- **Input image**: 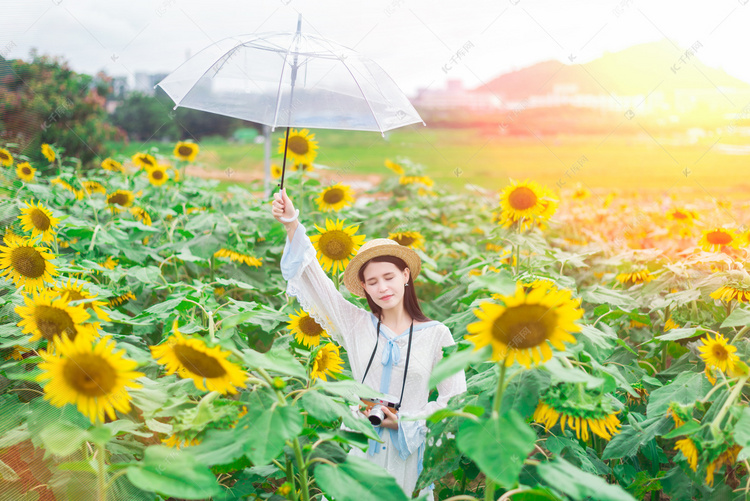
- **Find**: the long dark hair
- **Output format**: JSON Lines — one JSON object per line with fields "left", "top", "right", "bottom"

{"left": 357, "top": 255, "right": 431, "bottom": 323}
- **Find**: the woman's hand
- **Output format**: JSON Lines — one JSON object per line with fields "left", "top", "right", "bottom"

{"left": 271, "top": 187, "right": 297, "bottom": 226}
{"left": 380, "top": 406, "right": 399, "bottom": 430}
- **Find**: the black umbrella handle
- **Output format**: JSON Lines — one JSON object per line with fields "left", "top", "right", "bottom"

{"left": 279, "top": 126, "right": 291, "bottom": 191}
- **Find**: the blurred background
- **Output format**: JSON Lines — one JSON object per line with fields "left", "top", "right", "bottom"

{"left": 2, "top": 0, "right": 750, "bottom": 194}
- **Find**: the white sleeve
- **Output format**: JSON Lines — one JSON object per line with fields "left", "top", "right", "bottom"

{"left": 280, "top": 221, "right": 366, "bottom": 352}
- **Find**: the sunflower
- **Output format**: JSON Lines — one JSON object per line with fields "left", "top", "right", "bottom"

{"left": 106, "top": 190, "right": 135, "bottom": 213}
{"left": 213, "top": 248, "right": 262, "bottom": 267}
{"left": 288, "top": 309, "right": 329, "bottom": 348}
{"left": 706, "top": 444, "right": 741, "bottom": 486}
{"left": 109, "top": 291, "right": 136, "bottom": 307}
{"left": 498, "top": 179, "right": 547, "bottom": 222}
{"left": 664, "top": 318, "right": 679, "bottom": 331}
{"left": 16, "top": 290, "right": 98, "bottom": 344}
{"left": 291, "top": 162, "right": 314, "bottom": 172}
{"left": 16, "top": 162, "right": 36, "bottom": 182}
{"left": 571, "top": 187, "right": 591, "bottom": 200}
{"left": 132, "top": 152, "right": 157, "bottom": 170}
{"left": 698, "top": 333, "right": 739, "bottom": 373}
{"left": 399, "top": 175, "right": 434, "bottom": 188}
{"left": 100, "top": 256, "right": 119, "bottom": 270}
{"left": 146, "top": 164, "right": 169, "bottom": 187}
{"left": 699, "top": 228, "right": 738, "bottom": 252}
{"left": 3, "top": 227, "right": 23, "bottom": 245}
{"left": 150, "top": 321, "right": 248, "bottom": 394}
{"left": 309, "top": 218, "right": 366, "bottom": 274}
{"left": 52, "top": 278, "right": 111, "bottom": 322}
{"left": 101, "top": 158, "right": 124, "bottom": 173}
{"left": 51, "top": 178, "right": 84, "bottom": 200}
{"left": 41, "top": 144, "right": 56, "bottom": 163}
{"left": 615, "top": 268, "right": 654, "bottom": 286}
{"left": 666, "top": 208, "right": 695, "bottom": 224}
{"left": 36, "top": 335, "right": 143, "bottom": 424}
{"left": 674, "top": 438, "right": 699, "bottom": 472}
{"left": 170, "top": 166, "right": 181, "bottom": 182}
{"left": 388, "top": 230, "right": 425, "bottom": 250}
{"left": 533, "top": 385, "right": 622, "bottom": 441}
{"left": 162, "top": 435, "right": 202, "bottom": 449}
{"left": 18, "top": 201, "right": 60, "bottom": 243}
{"left": 666, "top": 402, "right": 691, "bottom": 429}
{"left": 384, "top": 159, "right": 405, "bottom": 175}
{"left": 310, "top": 343, "right": 344, "bottom": 381}
{"left": 0, "top": 148, "right": 13, "bottom": 166}
{"left": 465, "top": 282, "right": 583, "bottom": 368}
{"left": 625, "top": 381, "right": 649, "bottom": 406}
{"left": 130, "top": 206, "right": 152, "bottom": 226}
{"left": 315, "top": 183, "right": 355, "bottom": 212}
{"left": 710, "top": 284, "right": 750, "bottom": 304}
{"left": 82, "top": 181, "right": 106, "bottom": 195}
{"left": 0, "top": 238, "right": 58, "bottom": 291}
{"left": 173, "top": 141, "right": 199, "bottom": 162}
{"left": 278, "top": 129, "right": 319, "bottom": 164}
{"left": 271, "top": 163, "right": 283, "bottom": 179}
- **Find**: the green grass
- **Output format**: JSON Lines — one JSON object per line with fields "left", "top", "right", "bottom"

{"left": 111, "top": 128, "right": 750, "bottom": 196}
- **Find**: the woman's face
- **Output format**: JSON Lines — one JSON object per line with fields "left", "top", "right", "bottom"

{"left": 361, "top": 261, "right": 410, "bottom": 311}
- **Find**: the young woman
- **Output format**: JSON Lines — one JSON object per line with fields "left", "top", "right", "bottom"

{"left": 272, "top": 187, "right": 467, "bottom": 499}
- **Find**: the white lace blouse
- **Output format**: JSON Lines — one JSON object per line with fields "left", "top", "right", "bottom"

{"left": 280, "top": 222, "right": 468, "bottom": 499}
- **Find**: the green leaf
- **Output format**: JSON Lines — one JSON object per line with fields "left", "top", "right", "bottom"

{"left": 130, "top": 265, "right": 163, "bottom": 284}
{"left": 190, "top": 428, "right": 248, "bottom": 467}
{"left": 126, "top": 445, "right": 222, "bottom": 499}
{"left": 663, "top": 420, "right": 701, "bottom": 440}
{"left": 581, "top": 286, "right": 636, "bottom": 309}
{"left": 299, "top": 390, "right": 345, "bottom": 423}
{"left": 242, "top": 345, "right": 306, "bottom": 378}
{"left": 646, "top": 371, "right": 710, "bottom": 418}
{"left": 734, "top": 407, "right": 750, "bottom": 448}
{"left": 144, "top": 297, "right": 184, "bottom": 315}
{"left": 39, "top": 422, "right": 90, "bottom": 457}
{"left": 602, "top": 416, "right": 672, "bottom": 460}
{"left": 536, "top": 458, "right": 637, "bottom": 501}
{"left": 457, "top": 410, "right": 535, "bottom": 488}
{"left": 655, "top": 327, "right": 700, "bottom": 341}
{"left": 466, "top": 269, "right": 517, "bottom": 296}
{"left": 543, "top": 357, "right": 604, "bottom": 389}
{"left": 428, "top": 344, "right": 491, "bottom": 388}
{"left": 721, "top": 308, "right": 750, "bottom": 328}
{"left": 241, "top": 404, "right": 303, "bottom": 465}
{"left": 316, "top": 455, "right": 410, "bottom": 501}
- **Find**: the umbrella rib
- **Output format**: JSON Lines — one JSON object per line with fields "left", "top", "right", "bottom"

{"left": 338, "top": 57, "right": 384, "bottom": 133}
{"left": 272, "top": 32, "right": 302, "bottom": 129}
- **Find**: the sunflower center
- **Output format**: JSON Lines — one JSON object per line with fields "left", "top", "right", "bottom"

{"left": 323, "top": 188, "right": 344, "bottom": 204}
{"left": 672, "top": 211, "right": 688, "bottom": 220}
{"left": 10, "top": 246, "right": 46, "bottom": 278}
{"left": 173, "top": 345, "right": 228, "bottom": 378}
{"left": 22, "top": 166, "right": 32, "bottom": 175}
{"left": 152, "top": 169, "right": 165, "bottom": 180}
{"left": 299, "top": 315, "right": 324, "bottom": 337}
{"left": 63, "top": 354, "right": 117, "bottom": 396}
{"left": 178, "top": 145, "right": 193, "bottom": 156}
{"left": 141, "top": 156, "right": 154, "bottom": 167}
{"left": 108, "top": 193, "right": 130, "bottom": 206}
{"left": 508, "top": 187, "right": 538, "bottom": 210}
{"left": 30, "top": 209, "right": 51, "bottom": 231}
{"left": 707, "top": 231, "right": 732, "bottom": 245}
{"left": 288, "top": 136, "right": 310, "bottom": 155}
{"left": 319, "top": 230, "right": 354, "bottom": 261}
{"left": 0, "top": 152, "right": 9, "bottom": 161}
{"left": 711, "top": 345, "right": 729, "bottom": 361}
{"left": 35, "top": 305, "right": 77, "bottom": 341}
{"left": 492, "top": 304, "right": 556, "bottom": 349}
{"left": 394, "top": 235, "right": 415, "bottom": 246}
{"left": 62, "top": 289, "right": 85, "bottom": 301}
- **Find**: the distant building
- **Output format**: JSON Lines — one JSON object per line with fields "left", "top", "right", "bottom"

{"left": 412, "top": 79, "right": 500, "bottom": 111}
{"left": 133, "top": 72, "right": 169, "bottom": 95}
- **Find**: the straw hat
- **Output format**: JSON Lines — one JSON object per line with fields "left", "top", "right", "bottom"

{"left": 343, "top": 239, "right": 421, "bottom": 297}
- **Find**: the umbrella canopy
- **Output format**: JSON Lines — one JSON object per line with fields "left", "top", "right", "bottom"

{"left": 156, "top": 18, "right": 424, "bottom": 133}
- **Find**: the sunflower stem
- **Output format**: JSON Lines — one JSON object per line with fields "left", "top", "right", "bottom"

{"left": 96, "top": 442, "right": 107, "bottom": 501}
{"left": 292, "top": 438, "right": 310, "bottom": 501}
{"left": 709, "top": 374, "right": 749, "bottom": 438}
{"left": 333, "top": 272, "right": 340, "bottom": 292}
{"left": 731, "top": 325, "right": 750, "bottom": 345}
{"left": 209, "top": 255, "right": 215, "bottom": 283}
{"left": 286, "top": 459, "right": 299, "bottom": 501}
{"left": 492, "top": 361, "right": 508, "bottom": 417}
{"left": 484, "top": 478, "right": 495, "bottom": 501}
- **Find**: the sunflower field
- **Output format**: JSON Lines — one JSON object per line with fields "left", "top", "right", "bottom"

{"left": 1, "top": 135, "right": 750, "bottom": 501}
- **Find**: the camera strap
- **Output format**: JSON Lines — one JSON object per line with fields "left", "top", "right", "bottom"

{"left": 361, "top": 318, "right": 414, "bottom": 411}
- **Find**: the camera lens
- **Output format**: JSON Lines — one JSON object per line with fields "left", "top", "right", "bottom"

{"left": 368, "top": 404, "right": 385, "bottom": 426}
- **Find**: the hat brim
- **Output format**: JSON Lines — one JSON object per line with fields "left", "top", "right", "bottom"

{"left": 343, "top": 241, "right": 421, "bottom": 297}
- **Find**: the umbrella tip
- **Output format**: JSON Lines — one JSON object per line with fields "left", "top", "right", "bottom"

{"left": 296, "top": 14, "right": 302, "bottom": 33}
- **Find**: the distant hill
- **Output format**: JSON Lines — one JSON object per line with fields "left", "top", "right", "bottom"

{"left": 476, "top": 39, "right": 750, "bottom": 103}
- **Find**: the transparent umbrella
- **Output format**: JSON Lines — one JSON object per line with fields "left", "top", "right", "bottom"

{"left": 155, "top": 15, "right": 424, "bottom": 196}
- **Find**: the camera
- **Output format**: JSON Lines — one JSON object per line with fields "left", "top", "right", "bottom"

{"left": 360, "top": 397, "right": 399, "bottom": 426}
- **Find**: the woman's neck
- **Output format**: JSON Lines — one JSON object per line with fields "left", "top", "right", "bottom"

{"left": 379, "top": 307, "right": 412, "bottom": 329}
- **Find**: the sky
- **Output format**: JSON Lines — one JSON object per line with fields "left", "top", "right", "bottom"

{"left": 2, "top": 0, "right": 750, "bottom": 96}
